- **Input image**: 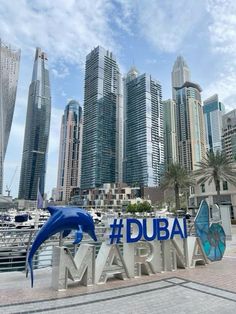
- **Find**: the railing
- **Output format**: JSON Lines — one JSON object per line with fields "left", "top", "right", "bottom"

{"left": 0, "top": 226, "right": 106, "bottom": 273}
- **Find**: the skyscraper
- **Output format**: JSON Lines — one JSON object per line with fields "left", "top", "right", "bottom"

{"left": 0, "top": 40, "right": 20, "bottom": 194}
{"left": 81, "top": 46, "right": 122, "bottom": 189}
{"left": 57, "top": 100, "right": 83, "bottom": 202}
{"left": 172, "top": 56, "right": 191, "bottom": 100}
{"left": 222, "top": 109, "right": 236, "bottom": 161}
{"left": 123, "top": 67, "right": 164, "bottom": 187}
{"left": 203, "top": 94, "right": 225, "bottom": 152}
{"left": 175, "top": 81, "right": 205, "bottom": 172}
{"left": 163, "top": 99, "right": 178, "bottom": 167}
{"left": 19, "top": 48, "right": 51, "bottom": 200}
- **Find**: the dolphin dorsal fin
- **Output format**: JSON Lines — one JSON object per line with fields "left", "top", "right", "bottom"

{"left": 47, "top": 206, "right": 58, "bottom": 216}
{"left": 73, "top": 225, "right": 83, "bottom": 244}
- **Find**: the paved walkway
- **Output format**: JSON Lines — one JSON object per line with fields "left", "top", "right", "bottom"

{"left": 1, "top": 226, "right": 236, "bottom": 313}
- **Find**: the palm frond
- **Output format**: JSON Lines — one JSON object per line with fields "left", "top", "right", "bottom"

{"left": 160, "top": 163, "right": 193, "bottom": 191}
{"left": 194, "top": 151, "right": 236, "bottom": 191}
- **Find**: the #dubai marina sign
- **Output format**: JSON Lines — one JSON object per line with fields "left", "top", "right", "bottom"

{"left": 28, "top": 201, "right": 225, "bottom": 291}
{"left": 50, "top": 216, "right": 208, "bottom": 290}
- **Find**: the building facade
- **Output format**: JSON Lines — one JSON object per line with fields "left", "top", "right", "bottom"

{"left": 56, "top": 100, "right": 83, "bottom": 202}
{"left": 222, "top": 109, "right": 236, "bottom": 160}
{"left": 123, "top": 67, "right": 164, "bottom": 187}
{"left": 71, "top": 183, "right": 142, "bottom": 208}
{"left": 175, "top": 81, "right": 205, "bottom": 172}
{"left": 18, "top": 48, "right": 51, "bottom": 200}
{"left": 189, "top": 179, "right": 236, "bottom": 219}
{"left": 0, "top": 40, "right": 20, "bottom": 194}
{"left": 81, "top": 46, "right": 122, "bottom": 189}
{"left": 203, "top": 94, "right": 225, "bottom": 152}
{"left": 171, "top": 55, "right": 191, "bottom": 100}
{"left": 163, "top": 99, "right": 178, "bottom": 167}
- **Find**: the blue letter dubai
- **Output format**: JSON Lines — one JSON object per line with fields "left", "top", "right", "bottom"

{"left": 109, "top": 217, "right": 187, "bottom": 244}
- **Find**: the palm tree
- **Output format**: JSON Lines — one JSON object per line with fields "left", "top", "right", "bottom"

{"left": 194, "top": 151, "right": 236, "bottom": 205}
{"left": 161, "top": 163, "right": 194, "bottom": 212}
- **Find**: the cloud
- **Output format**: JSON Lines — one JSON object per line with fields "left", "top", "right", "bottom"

{"left": 112, "top": 0, "right": 135, "bottom": 36}
{"left": 145, "top": 58, "right": 157, "bottom": 65}
{"left": 204, "top": 0, "right": 236, "bottom": 110}
{"left": 203, "top": 67, "right": 236, "bottom": 111}
{"left": 207, "top": 0, "right": 236, "bottom": 55}
{"left": 134, "top": 0, "right": 206, "bottom": 53}
{"left": 52, "top": 65, "right": 69, "bottom": 79}
{"left": 0, "top": 0, "right": 122, "bottom": 67}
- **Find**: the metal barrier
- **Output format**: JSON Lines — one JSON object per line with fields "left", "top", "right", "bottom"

{"left": 0, "top": 226, "right": 106, "bottom": 273}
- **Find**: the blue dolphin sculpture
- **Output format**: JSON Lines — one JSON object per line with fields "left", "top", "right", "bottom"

{"left": 27, "top": 206, "right": 97, "bottom": 287}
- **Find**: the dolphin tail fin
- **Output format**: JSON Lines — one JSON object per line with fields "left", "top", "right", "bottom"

{"left": 28, "top": 259, "right": 34, "bottom": 288}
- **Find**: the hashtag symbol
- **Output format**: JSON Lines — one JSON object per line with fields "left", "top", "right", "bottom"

{"left": 109, "top": 219, "right": 123, "bottom": 244}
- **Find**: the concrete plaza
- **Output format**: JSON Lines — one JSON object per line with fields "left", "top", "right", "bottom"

{"left": 1, "top": 226, "right": 236, "bottom": 313}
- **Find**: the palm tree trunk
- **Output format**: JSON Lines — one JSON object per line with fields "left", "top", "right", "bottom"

{"left": 174, "top": 184, "right": 180, "bottom": 213}
{"left": 215, "top": 179, "right": 221, "bottom": 205}
{"left": 216, "top": 188, "right": 221, "bottom": 206}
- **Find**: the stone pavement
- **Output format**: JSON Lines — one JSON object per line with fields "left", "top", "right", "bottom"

{"left": 1, "top": 226, "right": 236, "bottom": 313}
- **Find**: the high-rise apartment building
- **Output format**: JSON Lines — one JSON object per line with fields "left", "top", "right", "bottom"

{"left": 222, "top": 109, "right": 236, "bottom": 160}
{"left": 0, "top": 40, "right": 20, "bottom": 194}
{"left": 203, "top": 94, "right": 225, "bottom": 152}
{"left": 19, "top": 48, "right": 51, "bottom": 200}
{"left": 163, "top": 99, "right": 178, "bottom": 167}
{"left": 123, "top": 67, "right": 164, "bottom": 187}
{"left": 57, "top": 100, "right": 83, "bottom": 202}
{"left": 81, "top": 46, "right": 122, "bottom": 189}
{"left": 175, "top": 81, "right": 205, "bottom": 172}
{"left": 172, "top": 56, "right": 191, "bottom": 100}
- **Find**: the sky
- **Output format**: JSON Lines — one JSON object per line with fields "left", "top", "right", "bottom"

{"left": 1, "top": 0, "right": 236, "bottom": 198}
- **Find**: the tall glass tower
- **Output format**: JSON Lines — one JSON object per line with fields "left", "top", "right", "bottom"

{"left": 19, "top": 48, "right": 51, "bottom": 200}
{"left": 57, "top": 100, "right": 83, "bottom": 202}
{"left": 0, "top": 40, "right": 20, "bottom": 194}
{"left": 81, "top": 46, "right": 122, "bottom": 189}
{"left": 175, "top": 81, "right": 205, "bottom": 172}
{"left": 203, "top": 94, "right": 225, "bottom": 152}
{"left": 163, "top": 99, "right": 178, "bottom": 168}
{"left": 172, "top": 56, "right": 191, "bottom": 100}
{"left": 222, "top": 109, "right": 236, "bottom": 161}
{"left": 123, "top": 67, "right": 164, "bottom": 187}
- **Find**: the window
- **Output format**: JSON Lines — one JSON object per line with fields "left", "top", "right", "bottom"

{"left": 201, "top": 184, "right": 205, "bottom": 193}
{"left": 201, "top": 183, "right": 206, "bottom": 193}
{"left": 223, "top": 181, "right": 228, "bottom": 191}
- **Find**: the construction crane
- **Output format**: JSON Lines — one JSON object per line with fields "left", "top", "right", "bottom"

{"left": 5, "top": 166, "right": 18, "bottom": 197}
